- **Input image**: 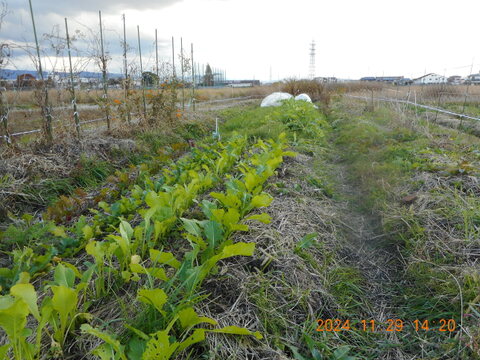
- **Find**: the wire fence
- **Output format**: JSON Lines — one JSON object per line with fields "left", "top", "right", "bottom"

{"left": 346, "top": 94, "right": 480, "bottom": 122}
{"left": 0, "top": 95, "right": 261, "bottom": 140}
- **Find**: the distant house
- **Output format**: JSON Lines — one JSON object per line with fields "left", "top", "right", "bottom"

{"left": 447, "top": 75, "right": 463, "bottom": 85}
{"left": 226, "top": 80, "right": 261, "bottom": 87}
{"left": 315, "top": 76, "right": 337, "bottom": 83}
{"left": 395, "top": 78, "right": 413, "bottom": 85}
{"left": 465, "top": 73, "right": 480, "bottom": 85}
{"left": 412, "top": 73, "right": 447, "bottom": 85}
{"left": 359, "top": 76, "right": 406, "bottom": 84}
{"left": 376, "top": 76, "right": 404, "bottom": 83}
{"left": 17, "top": 73, "right": 36, "bottom": 88}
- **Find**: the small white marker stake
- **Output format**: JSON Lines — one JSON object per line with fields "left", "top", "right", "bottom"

{"left": 213, "top": 117, "right": 221, "bottom": 141}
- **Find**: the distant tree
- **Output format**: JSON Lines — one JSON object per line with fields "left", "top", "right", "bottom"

{"left": 204, "top": 64, "right": 213, "bottom": 86}
{"left": 142, "top": 71, "right": 159, "bottom": 87}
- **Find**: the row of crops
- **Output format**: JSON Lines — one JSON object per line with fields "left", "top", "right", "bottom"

{"left": 0, "top": 130, "right": 296, "bottom": 359}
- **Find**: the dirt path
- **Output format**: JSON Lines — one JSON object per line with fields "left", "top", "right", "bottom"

{"left": 330, "top": 159, "right": 409, "bottom": 359}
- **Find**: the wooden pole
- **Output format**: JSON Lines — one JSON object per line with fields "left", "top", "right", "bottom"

{"left": 155, "top": 29, "right": 159, "bottom": 84}
{"left": 0, "top": 90, "right": 10, "bottom": 145}
{"left": 122, "top": 14, "right": 131, "bottom": 124}
{"left": 64, "top": 18, "right": 80, "bottom": 138}
{"left": 196, "top": 62, "right": 199, "bottom": 87}
{"left": 28, "top": 0, "right": 53, "bottom": 143}
{"left": 137, "top": 25, "right": 147, "bottom": 119}
{"left": 180, "top": 37, "right": 185, "bottom": 111}
{"left": 171, "top": 36, "right": 175, "bottom": 78}
{"left": 99, "top": 11, "right": 110, "bottom": 130}
{"left": 191, "top": 43, "right": 195, "bottom": 111}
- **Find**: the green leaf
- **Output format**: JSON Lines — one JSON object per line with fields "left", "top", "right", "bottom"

{"left": 333, "top": 345, "right": 356, "bottom": 360}
{"left": 223, "top": 208, "right": 240, "bottom": 228}
{"left": 210, "top": 192, "right": 240, "bottom": 208}
{"left": 176, "top": 329, "right": 205, "bottom": 353}
{"left": 130, "top": 264, "right": 146, "bottom": 274}
{"left": 148, "top": 268, "right": 169, "bottom": 281}
{"left": 204, "top": 221, "right": 224, "bottom": 248}
{"left": 81, "top": 264, "right": 96, "bottom": 284}
{"left": 250, "top": 194, "right": 273, "bottom": 208}
{"left": 61, "top": 262, "right": 82, "bottom": 279}
{"left": 81, "top": 324, "right": 127, "bottom": 360}
{"left": 109, "top": 235, "right": 130, "bottom": 260}
{"left": 36, "top": 298, "right": 53, "bottom": 354}
{"left": 180, "top": 218, "right": 203, "bottom": 238}
{"left": 16, "top": 272, "right": 30, "bottom": 284}
{"left": 220, "top": 242, "right": 255, "bottom": 258}
{"left": 126, "top": 336, "right": 147, "bottom": 359}
{"left": 295, "top": 232, "right": 318, "bottom": 251}
{"left": 145, "top": 191, "right": 160, "bottom": 208}
{"left": 230, "top": 224, "right": 249, "bottom": 232}
{"left": 137, "top": 288, "right": 168, "bottom": 315}
{"left": 54, "top": 263, "right": 75, "bottom": 288}
{"left": 119, "top": 220, "right": 134, "bottom": 242}
{"left": 10, "top": 283, "right": 40, "bottom": 321}
{"left": 50, "top": 226, "right": 67, "bottom": 238}
{"left": 244, "top": 213, "right": 271, "bottom": 224}
{"left": 244, "top": 172, "right": 259, "bottom": 192}
{"left": 0, "top": 296, "right": 29, "bottom": 340}
{"left": 184, "top": 234, "right": 207, "bottom": 249}
{"left": 198, "top": 243, "right": 256, "bottom": 287}
{"left": 86, "top": 241, "right": 105, "bottom": 264}
{"left": 209, "top": 325, "right": 263, "bottom": 339}
{"left": 210, "top": 208, "right": 225, "bottom": 223}
{"left": 149, "top": 249, "right": 181, "bottom": 269}
{"left": 178, "top": 307, "right": 217, "bottom": 330}
{"left": 153, "top": 218, "right": 176, "bottom": 241}
{"left": 82, "top": 225, "right": 94, "bottom": 241}
{"left": 0, "top": 344, "right": 11, "bottom": 359}
{"left": 91, "top": 343, "right": 116, "bottom": 360}
{"left": 124, "top": 324, "right": 149, "bottom": 341}
{"left": 142, "top": 330, "right": 178, "bottom": 360}
{"left": 51, "top": 285, "right": 78, "bottom": 339}
{"left": 282, "top": 151, "right": 297, "bottom": 157}
{"left": 121, "top": 271, "right": 132, "bottom": 282}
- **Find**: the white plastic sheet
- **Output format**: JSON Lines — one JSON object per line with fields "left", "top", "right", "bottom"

{"left": 294, "top": 93, "right": 312, "bottom": 103}
{"left": 260, "top": 92, "right": 293, "bottom": 107}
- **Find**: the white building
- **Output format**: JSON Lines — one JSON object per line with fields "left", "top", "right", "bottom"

{"left": 465, "top": 73, "right": 480, "bottom": 85}
{"left": 413, "top": 73, "right": 447, "bottom": 85}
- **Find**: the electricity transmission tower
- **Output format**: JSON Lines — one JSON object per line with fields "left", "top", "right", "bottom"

{"left": 309, "top": 40, "right": 316, "bottom": 79}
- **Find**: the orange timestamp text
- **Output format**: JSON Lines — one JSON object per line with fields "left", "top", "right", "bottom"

{"left": 316, "top": 319, "right": 457, "bottom": 332}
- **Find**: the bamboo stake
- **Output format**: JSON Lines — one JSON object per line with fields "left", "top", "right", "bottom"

{"left": 137, "top": 25, "right": 147, "bottom": 119}
{"left": 180, "top": 37, "right": 185, "bottom": 111}
{"left": 0, "top": 91, "right": 10, "bottom": 145}
{"left": 64, "top": 18, "right": 80, "bottom": 138}
{"left": 99, "top": 10, "right": 110, "bottom": 130}
{"left": 28, "top": 0, "right": 53, "bottom": 143}
{"left": 196, "top": 62, "right": 200, "bottom": 87}
{"left": 122, "top": 14, "right": 131, "bottom": 124}
{"left": 171, "top": 36, "right": 175, "bottom": 78}
{"left": 155, "top": 29, "right": 159, "bottom": 83}
{"left": 191, "top": 43, "right": 195, "bottom": 110}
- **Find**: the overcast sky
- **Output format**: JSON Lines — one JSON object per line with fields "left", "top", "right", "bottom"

{"left": 1, "top": 0, "right": 480, "bottom": 81}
